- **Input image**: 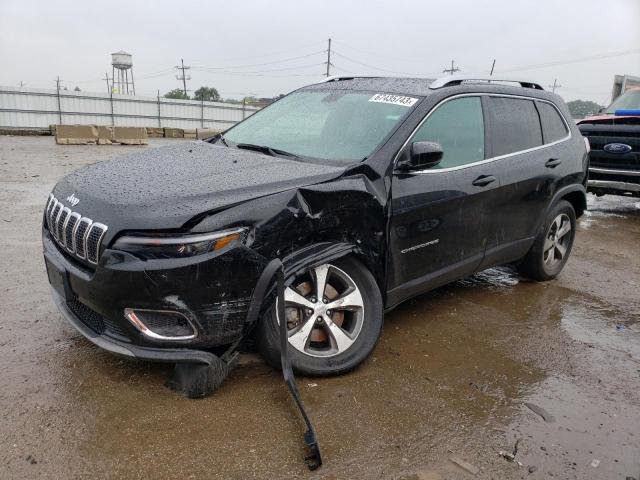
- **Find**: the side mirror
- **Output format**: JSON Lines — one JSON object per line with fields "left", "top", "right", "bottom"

{"left": 396, "top": 141, "right": 443, "bottom": 171}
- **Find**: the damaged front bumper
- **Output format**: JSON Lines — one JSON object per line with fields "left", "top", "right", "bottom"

{"left": 43, "top": 228, "right": 267, "bottom": 350}
{"left": 51, "top": 287, "right": 219, "bottom": 364}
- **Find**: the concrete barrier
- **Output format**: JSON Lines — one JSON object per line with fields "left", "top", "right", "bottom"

{"left": 145, "top": 127, "right": 164, "bottom": 138}
{"left": 54, "top": 125, "right": 148, "bottom": 145}
{"left": 164, "top": 127, "right": 184, "bottom": 138}
{"left": 113, "top": 126, "right": 148, "bottom": 145}
{"left": 55, "top": 125, "right": 100, "bottom": 145}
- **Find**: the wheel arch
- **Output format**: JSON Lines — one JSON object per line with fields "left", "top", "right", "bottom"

{"left": 560, "top": 188, "right": 587, "bottom": 218}
{"left": 548, "top": 184, "right": 587, "bottom": 219}
{"left": 281, "top": 242, "right": 381, "bottom": 292}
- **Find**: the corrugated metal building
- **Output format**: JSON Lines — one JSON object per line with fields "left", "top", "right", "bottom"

{"left": 0, "top": 86, "right": 260, "bottom": 129}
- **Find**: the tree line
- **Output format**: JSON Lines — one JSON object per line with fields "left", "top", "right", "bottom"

{"left": 164, "top": 87, "right": 284, "bottom": 105}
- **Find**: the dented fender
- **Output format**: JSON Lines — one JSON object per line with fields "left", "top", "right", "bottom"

{"left": 191, "top": 171, "right": 389, "bottom": 298}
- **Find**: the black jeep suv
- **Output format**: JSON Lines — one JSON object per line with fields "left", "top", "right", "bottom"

{"left": 43, "top": 76, "right": 587, "bottom": 378}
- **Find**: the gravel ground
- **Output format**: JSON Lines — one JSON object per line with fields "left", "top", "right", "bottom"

{"left": 0, "top": 136, "right": 638, "bottom": 480}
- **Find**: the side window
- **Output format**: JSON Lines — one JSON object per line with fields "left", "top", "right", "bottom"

{"left": 489, "top": 97, "right": 543, "bottom": 156}
{"left": 411, "top": 96, "right": 485, "bottom": 169}
{"left": 537, "top": 101, "right": 568, "bottom": 143}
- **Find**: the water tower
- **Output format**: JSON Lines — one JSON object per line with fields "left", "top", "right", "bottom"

{"left": 111, "top": 51, "right": 135, "bottom": 95}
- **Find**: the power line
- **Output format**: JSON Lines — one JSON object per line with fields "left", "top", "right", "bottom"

{"left": 443, "top": 60, "right": 460, "bottom": 75}
{"left": 191, "top": 70, "right": 321, "bottom": 78}
{"left": 332, "top": 63, "right": 357, "bottom": 74}
{"left": 332, "top": 39, "right": 420, "bottom": 64}
{"left": 498, "top": 48, "right": 640, "bottom": 73}
{"left": 191, "top": 41, "right": 326, "bottom": 64}
{"left": 193, "top": 50, "right": 325, "bottom": 71}
{"left": 193, "top": 62, "right": 324, "bottom": 75}
{"left": 331, "top": 51, "right": 433, "bottom": 76}
{"left": 548, "top": 79, "right": 562, "bottom": 93}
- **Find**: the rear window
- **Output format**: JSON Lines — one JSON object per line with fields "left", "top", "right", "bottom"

{"left": 537, "top": 102, "right": 568, "bottom": 143}
{"left": 489, "top": 97, "right": 542, "bottom": 156}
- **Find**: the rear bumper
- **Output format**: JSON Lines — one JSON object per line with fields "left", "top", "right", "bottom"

{"left": 52, "top": 288, "right": 218, "bottom": 364}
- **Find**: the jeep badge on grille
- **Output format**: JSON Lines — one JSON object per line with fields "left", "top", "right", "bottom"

{"left": 66, "top": 193, "right": 80, "bottom": 206}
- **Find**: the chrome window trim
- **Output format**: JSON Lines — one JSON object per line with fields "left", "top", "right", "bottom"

{"left": 393, "top": 92, "right": 573, "bottom": 175}
{"left": 86, "top": 223, "right": 108, "bottom": 264}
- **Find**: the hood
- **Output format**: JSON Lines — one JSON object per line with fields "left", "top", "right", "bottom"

{"left": 52, "top": 142, "right": 344, "bottom": 237}
{"left": 578, "top": 114, "right": 640, "bottom": 125}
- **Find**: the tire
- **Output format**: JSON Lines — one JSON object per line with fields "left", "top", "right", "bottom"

{"left": 518, "top": 200, "right": 576, "bottom": 281}
{"left": 256, "top": 256, "right": 383, "bottom": 376}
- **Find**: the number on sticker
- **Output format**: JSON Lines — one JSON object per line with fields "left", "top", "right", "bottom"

{"left": 369, "top": 93, "right": 418, "bottom": 107}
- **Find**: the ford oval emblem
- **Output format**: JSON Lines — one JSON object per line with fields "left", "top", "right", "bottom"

{"left": 603, "top": 143, "right": 632, "bottom": 154}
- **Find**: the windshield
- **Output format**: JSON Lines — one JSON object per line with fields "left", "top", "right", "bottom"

{"left": 223, "top": 90, "right": 419, "bottom": 164}
{"left": 605, "top": 89, "right": 640, "bottom": 114}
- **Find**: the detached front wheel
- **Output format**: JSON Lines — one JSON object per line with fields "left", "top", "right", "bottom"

{"left": 257, "top": 256, "right": 383, "bottom": 376}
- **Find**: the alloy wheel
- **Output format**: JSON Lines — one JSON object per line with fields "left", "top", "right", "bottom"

{"left": 543, "top": 213, "right": 572, "bottom": 268}
{"left": 277, "top": 264, "right": 365, "bottom": 358}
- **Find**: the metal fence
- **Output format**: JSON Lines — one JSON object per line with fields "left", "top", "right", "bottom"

{"left": 0, "top": 86, "right": 260, "bottom": 130}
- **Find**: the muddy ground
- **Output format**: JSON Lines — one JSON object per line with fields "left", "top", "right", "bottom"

{"left": 0, "top": 136, "right": 638, "bottom": 480}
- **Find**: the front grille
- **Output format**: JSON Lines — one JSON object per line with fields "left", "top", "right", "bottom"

{"left": 45, "top": 194, "right": 108, "bottom": 265}
{"left": 67, "top": 299, "right": 128, "bottom": 339}
{"left": 67, "top": 299, "right": 105, "bottom": 334}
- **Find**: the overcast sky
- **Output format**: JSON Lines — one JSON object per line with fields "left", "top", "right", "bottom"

{"left": 1, "top": 0, "right": 639, "bottom": 104}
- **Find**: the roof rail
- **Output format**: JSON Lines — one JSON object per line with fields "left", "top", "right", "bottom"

{"left": 316, "top": 75, "right": 383, "bottom": 83}
{"left": 429, "top": 76, "right": 544, "bottom": 90}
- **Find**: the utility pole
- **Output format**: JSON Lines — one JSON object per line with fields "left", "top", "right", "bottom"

{"left": 175, "top": 58, "right": 191, "bottom": 97}
{"left": 548, "top": 79, "right": 562, "bottom": 93}
{"left": 325, "top": 38, "right": 332, "bottom": 77}
{"left": 104, "top": 72, "right": 111, "bottom": 94}
{"left": 443, "top": 60, "right": 460, "bottom": 75}
{"left": 55, "top": 76, "right": 63, "bottom": 124}
{"left": 489, "top": 59, "right": 496, "bottom": 76}
{"left": 18, "top": 81, "right": 25, "bottom": 87}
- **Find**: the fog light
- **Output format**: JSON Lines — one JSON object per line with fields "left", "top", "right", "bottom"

{"left": 124, "top": 308, "right": 197, "bottom": 341}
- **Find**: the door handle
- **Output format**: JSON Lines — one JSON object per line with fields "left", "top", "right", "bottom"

{"left": 545, "top": 158, "right": 562, "bottom": 168}
{"left": 472, "top": 175, "right": 496, "bottom": 187}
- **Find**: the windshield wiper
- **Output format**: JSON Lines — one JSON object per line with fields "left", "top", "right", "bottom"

{"left": 211, "top": 134, "right": 229, "bottom": 146}
{"left": 236, "top": 143, "right": 300, "bottom": 159}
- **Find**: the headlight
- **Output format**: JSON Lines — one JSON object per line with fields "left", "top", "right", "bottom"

{"left": 112, "top": 227, "right": 247, "bottom": 259}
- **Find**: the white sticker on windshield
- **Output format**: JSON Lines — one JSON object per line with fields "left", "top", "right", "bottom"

{"left": 369, "top": 93, "right": 418, "bottom": 107}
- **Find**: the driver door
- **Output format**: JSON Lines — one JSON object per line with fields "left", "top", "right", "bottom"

{"left": 387, "top": 95, "right": 500, "bottom": 306}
